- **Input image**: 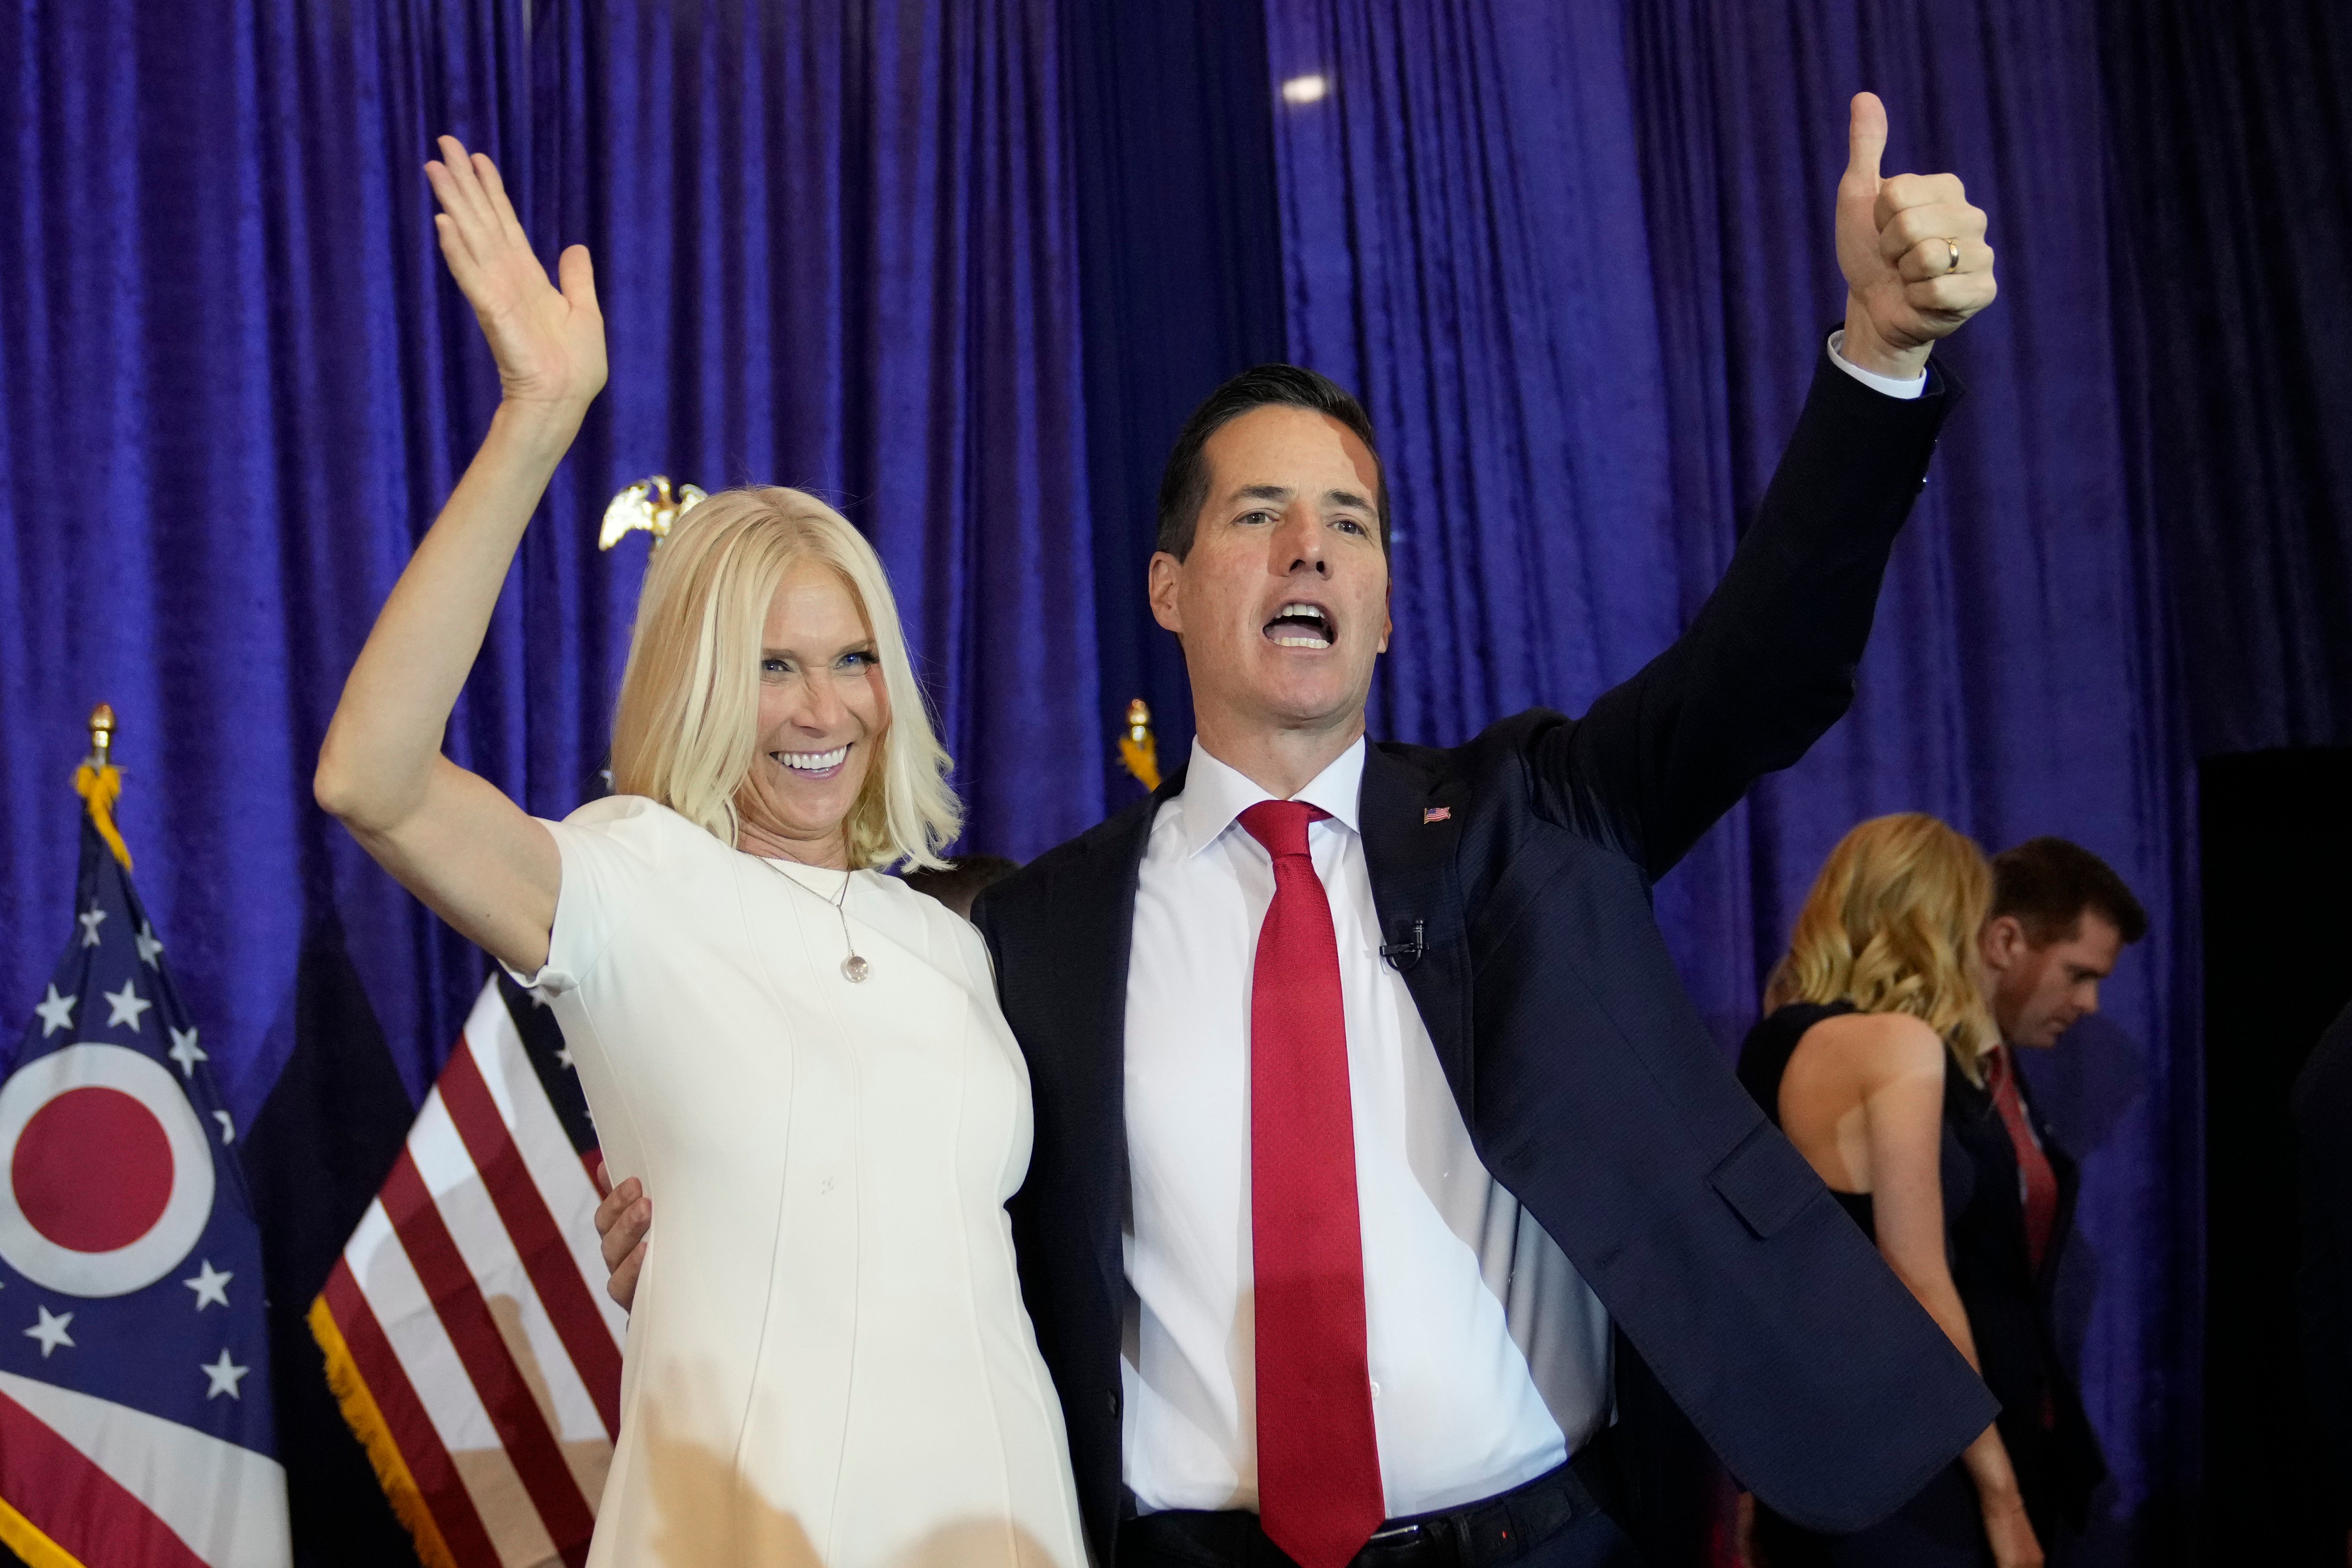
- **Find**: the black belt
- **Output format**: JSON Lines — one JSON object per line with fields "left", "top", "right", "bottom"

{"left": 1120, "top": 1436, "right": 1619, "bottom": 1568}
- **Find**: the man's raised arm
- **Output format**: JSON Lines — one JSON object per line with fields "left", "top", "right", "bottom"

{"left": 1533, "top": 93, "right": 1997, "bottom": 879}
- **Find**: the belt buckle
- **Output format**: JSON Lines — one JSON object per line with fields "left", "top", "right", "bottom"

{"left": 1365, "top": 1522, "right": 1423, "bottom": 1546}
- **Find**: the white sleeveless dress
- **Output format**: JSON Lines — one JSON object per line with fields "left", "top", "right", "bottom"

{"left": 512, "top": 796, "right": 1085, "bottom": 1568}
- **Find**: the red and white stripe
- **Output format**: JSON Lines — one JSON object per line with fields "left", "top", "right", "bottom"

{"left": 0, "top": 1370, "right": 289, "bottom": 1568}
{"left": 320, "top": 980, "right": 624, "bottom": 1568}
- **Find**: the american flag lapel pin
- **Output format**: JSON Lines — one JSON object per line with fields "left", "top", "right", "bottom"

{"left": 1423, "top": 806, "right": 1452, "bottom": 824}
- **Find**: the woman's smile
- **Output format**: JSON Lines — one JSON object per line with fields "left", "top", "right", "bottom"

{"left": 774, "top": 742, "right": 853, "bottom": 780}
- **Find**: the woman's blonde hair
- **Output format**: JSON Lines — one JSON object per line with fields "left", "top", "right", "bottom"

{"left": 609, "top": 486, "right": 959, "bottom": 870}
{"left": 1763, "top": 812, "right": 2000, "bottom": 1080}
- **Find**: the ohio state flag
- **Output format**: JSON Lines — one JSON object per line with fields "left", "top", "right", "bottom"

{"left": 0, "top": 811, "right": 290, "bottom": 1565}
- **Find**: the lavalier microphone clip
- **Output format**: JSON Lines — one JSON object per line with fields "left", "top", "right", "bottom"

{"left": 1380, "top": 919, "right": 1426, "bottom": 971}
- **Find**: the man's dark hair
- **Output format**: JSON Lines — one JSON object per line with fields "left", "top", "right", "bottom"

{"left": 1991, "top": 837, "right": 2149, "bottom": 947}
{"left": 1154, "top": 364, "right": 1389, "bottom": 559}
{"left": 903, "top": 853, "right": 1020, "bottom": 920}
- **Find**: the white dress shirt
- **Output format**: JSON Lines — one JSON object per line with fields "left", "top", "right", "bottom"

{"left": 1120, "top": 739, "right": 1612, "bottom": 1518}
{"left": 1117, "top": 343, "right": 1911, "bottom": 1516}
{"left": 1827, "top": 329, "right": 1929, "bottom": 399}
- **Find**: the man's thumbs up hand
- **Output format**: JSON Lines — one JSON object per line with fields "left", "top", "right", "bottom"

{"left": 1833, "top": 92, "right": 1997, "bottom": 380}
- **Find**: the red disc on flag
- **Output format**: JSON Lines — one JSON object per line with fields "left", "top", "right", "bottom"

{"left": 13, "top": 1086, "right": 175, "bottom": 1252}
{"left": 0, "top": 1042, "right": 214, "bottom": 1296}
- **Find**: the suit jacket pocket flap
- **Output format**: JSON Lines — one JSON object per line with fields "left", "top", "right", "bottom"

{"left": 1707, "top": 1121, "right": 1823, "bottom": 1239}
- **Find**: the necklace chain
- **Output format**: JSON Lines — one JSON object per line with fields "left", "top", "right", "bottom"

{"left": 760, "top": 854, "right": 869, "bottom": 983}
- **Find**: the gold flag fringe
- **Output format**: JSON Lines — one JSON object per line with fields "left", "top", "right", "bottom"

{"left": 308, "top": 1296, "right": 461, "bottom": 1568}
{"left": 0, "top": 1493, "right": 86, "bottom": 1568}
{"left": 72, "top": 763, "right": 131, "bottom": 871}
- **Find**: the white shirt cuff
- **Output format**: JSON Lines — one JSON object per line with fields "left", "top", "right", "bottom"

{"left": 1826, "top": 330, "right": 1928, "bottom": 400}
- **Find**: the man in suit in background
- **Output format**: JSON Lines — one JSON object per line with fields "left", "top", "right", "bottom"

{"left": 599, "top": 93, "right": 2002, "bottom": 1567}
{"left": 1956, "top": 839, "right": 2148, "bottom": 1556}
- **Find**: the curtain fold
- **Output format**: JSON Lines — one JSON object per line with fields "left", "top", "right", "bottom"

{"left": 537, "top": 0, "right": 1104, "bottom": 865}
{"left": 1059, "top": 0, "right": 1292, "bottom": 788}
{"left": 2100, "top": 0, "right": 2352, "bottom": 757}
{"left": 0, "top": 0, "right": 533, "bottom": 1115}
{"left": 1262, "top": 1, "right": 2199, "bottom": 1559}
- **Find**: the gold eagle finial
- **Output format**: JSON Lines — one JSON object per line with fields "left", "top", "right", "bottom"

{"left": 600, "top": 476, "right": 708, "bottom": 550}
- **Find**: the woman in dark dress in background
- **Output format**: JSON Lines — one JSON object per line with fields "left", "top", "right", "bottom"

{"left": 1734, "top": 814, "right": 2041, "bottom": 1568}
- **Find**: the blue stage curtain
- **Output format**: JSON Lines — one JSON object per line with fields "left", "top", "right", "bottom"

{"left": 537, "top": 0, "right": 1103, "bottom": 863}
{"left": 1262, "top": 1, "right": 2200, "bottom": 1559}
{"left": 0, "top": 0, "right": 535, "bottom": 1116}
{"left": 2100, "top": 0, "right": 2352, "bottom": 756}
{"left": 1059, "top": 0, "right": 1293, "bottom": 789}
{"left": 0, "top": 0, "right": 1101, "bottom": 1108}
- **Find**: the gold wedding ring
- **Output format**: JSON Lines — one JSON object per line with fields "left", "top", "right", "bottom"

{"left": 1944, "top": 237, "right": 1961, "bottom": 273}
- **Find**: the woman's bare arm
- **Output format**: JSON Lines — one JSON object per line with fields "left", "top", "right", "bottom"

{"left": 314, "top": 138, "right": 606, "bottom": 973}
{"left": 1856, "top": 1016, "right": 1972, "bottom": 1355}
{"left": 1861, "top": 1016, "right": 2043, "bottom": 1568}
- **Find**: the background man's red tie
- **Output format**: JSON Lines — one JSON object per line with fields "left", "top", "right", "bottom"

{"left": 1983, "top": 1043, "right": 2062, "bottom": 1429}
{"left": 1239, "top": 799, "right": 1386, "bottom": 1568}
{"left": 1984, "top": 1044, "right": 2059, "bottom": 1276}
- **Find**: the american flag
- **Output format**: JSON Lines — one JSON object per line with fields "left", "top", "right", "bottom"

{"left": 309, "top": 976, "right": 621, "bottom": 1568}
{"left": 0, "top": 811, "right": 289, "bottom": 1567}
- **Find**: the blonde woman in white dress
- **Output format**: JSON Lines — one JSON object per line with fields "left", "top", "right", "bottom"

{"left": 314, "top": 137, "right": 1086, "bottom": 1568}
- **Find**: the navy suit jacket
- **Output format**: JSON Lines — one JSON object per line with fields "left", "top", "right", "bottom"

{"left": 1946, "top": 1054, "right": 2106, "bottom": 1536}
{"left": 974, "top": 348, "right": 1998, "bottom": 1562}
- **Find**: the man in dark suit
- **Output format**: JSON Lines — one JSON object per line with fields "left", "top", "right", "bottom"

{"left": 598, "top": 93, "right": 2002, "bottom": 1567}
{"left": 976, "top": 87, "right": 2004, "bottom": 1568}
{"left": 1960, "top": 838, "right": 2148, "bottom": 1555}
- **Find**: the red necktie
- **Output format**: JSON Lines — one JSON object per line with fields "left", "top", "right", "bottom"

{"left": 1985, "top": 1045, "right": 2059, "bottom": 1277}
{"left": 1239, "top": 800, "right": 1385, "bottom": 1568}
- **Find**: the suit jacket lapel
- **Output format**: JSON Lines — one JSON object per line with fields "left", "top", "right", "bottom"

{"left": 1056, "top": 768, "right": 1185, "bottom": 1303}
{"left": 1068, "top": 749, "right": 1474, "bottom": 1215}
{"left": 1358, "top": 743, "right": 1476, "bottom": 1111}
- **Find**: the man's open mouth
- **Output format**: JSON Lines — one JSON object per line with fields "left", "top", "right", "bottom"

{"left": 1263, "top": 602, "right": 1336, "bottom": 650}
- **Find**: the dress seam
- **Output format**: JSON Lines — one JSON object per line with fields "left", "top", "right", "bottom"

{"left": 947, "top": 1001, "right": 1026, "bottom": 1562}
{"left": 810, "top": 873, "right": 875, "bottom": 1566}
{"left": 730, "top": 854, "right": 808, "bottom": 1536}
{"left": 991, "top": 1002, "right": 1084, "bottom": 1562}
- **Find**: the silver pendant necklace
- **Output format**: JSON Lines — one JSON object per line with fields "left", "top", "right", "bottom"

{"left": 764, "top": 855, "right": 868, "bottom": 982}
